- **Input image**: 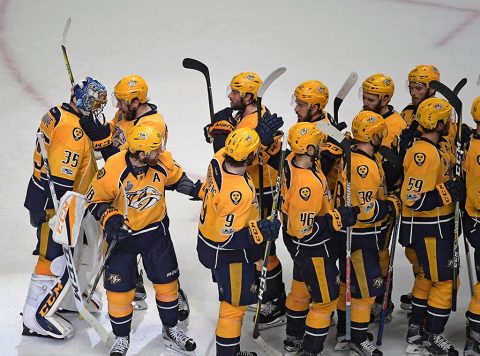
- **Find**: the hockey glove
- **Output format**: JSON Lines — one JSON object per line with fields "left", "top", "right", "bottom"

{"left": 101, "top": 208, "right": 132, "bottom": 243}
{"left": 326, "top": 205, "right": 360, "bottom": 231}
{"left": 436, "top": 179, "right": 466, "bottom": 206}
{"left": 256, "top": 112, "right": 284, "bottom": 147}
{"left": 248, "top": 218, "right": 281, "bottom": 244}
{"left": 189, "top": 179, "right": 204, "bottom": 201}
{"left": 203, "top": 108, "right": 235, "bottom": 143}
{"left": 385, "top": 194, "right": 402, "bottom": 217}
{"left": 461, "top": 123, "right": 472, "bottom": 146}
{"left": 80, "top": 114, "right": 112, "bottom": 150}
{"left": 399, "top": 124, "right": 421, "bottom": 155}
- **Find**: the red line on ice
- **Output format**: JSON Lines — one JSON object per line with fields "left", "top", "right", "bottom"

{"left": 0, "top": 0, "right": 50, "bottom": 108}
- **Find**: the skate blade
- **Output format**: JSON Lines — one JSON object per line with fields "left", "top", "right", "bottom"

{"left": 132, "top": 300, "right": 148, "bottom": 310}
{"left": 406, "top": 343, "right": 429, "bottom": 355}
{"left": 163, "top": 339, "right": 196, "bottom": 355}
{"left": 334, "top": 341, "right": 350, "bottom": 351}
{"left": 258, "top": 315, "right": 287, "bottom": 330}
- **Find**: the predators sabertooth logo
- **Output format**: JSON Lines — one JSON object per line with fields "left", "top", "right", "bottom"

{"left": 108, "top": 274, "right": 121, "bottom": 285}
{"left": 230, "top": 191, "right": 242, "bottom": 205}
{"left": 414, "top": 153, "right": 426, "bottom": 166}
{"left": 357, "top": 165, "right": 369, "bottom": 178}
{"left": 299, "top": 187, "right": 311, "bottom": 201}
{"left": 126, "top": 186, "right": 162, "bottom": 211}
{"left": 373, "top": 276, "right": 384, "bottom": 288}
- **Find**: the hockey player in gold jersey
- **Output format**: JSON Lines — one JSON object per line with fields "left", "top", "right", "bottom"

{"left": 334, "top": 111, "right": 401, "bottom": 356}
{"left": 22, "top": 77, "right": 107, "bottom": 339}
{"left": 400, "top": 98, "right": 464, "bottom": 356}
{"left": 281, "top": 122, "right": 359, "bottom": 355}
{"left": 80, "top": 74, "right": 191, "bottom": 317}
{"left": 359, "top": 73, "right": 406, "bottom": 325}
{"left": 203, "top": 72, "right": 286, "bottom": 328}
{"left": 197, "top": 128, "right": 281, "bottom": 356}
{"left": 463, "top": 97, "right": 480, "bottom": 356}
{"left": 86, "top": 124, "right": 199, "bottom": 356}
{"left": 398, "top": 64, "right": 441, "bottom": 311}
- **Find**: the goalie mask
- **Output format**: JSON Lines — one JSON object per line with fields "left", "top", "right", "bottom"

{"left": 73, "top": 77, "right": 107, "bottom": 115}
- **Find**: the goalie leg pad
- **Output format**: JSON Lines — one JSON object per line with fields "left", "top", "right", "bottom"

{"left": 22, "top": 272, "right": 73, "bottom": 339}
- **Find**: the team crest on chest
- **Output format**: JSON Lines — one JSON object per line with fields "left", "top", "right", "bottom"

{"left": 230, "top": 191, "right": 242, "bottom": 205}
{"left": 414, "top": 153, "right": 426, "bottom": 166}
{"left": 126, "top": 186, "right": 162, "bottom": 211}
{"left": 299, "top": 187, "right": 311, "bottom": 201}
{"left": 357, "top": 165, "right": 369, "bottom": 178}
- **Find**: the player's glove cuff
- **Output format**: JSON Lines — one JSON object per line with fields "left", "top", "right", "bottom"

{"left": 327, "top": 209, "right": 343, "bottom": 231}
{"left": 100, "top": 207, "right": 123, "bottom": 230}
{"left": 248, "top": 220, "right": 264, "bottom": 244}
{"left": 436, "top": 183, "right": 453, "bottom": 206}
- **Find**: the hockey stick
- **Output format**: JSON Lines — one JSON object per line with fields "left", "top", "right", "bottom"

{"left": 36, "top": 132, "right": 109, "bottom": 343}
{"left": 256, "top": 67, "right": 287, "bottom": 219}
{"left": 377, "top": 215, "right": 400, "bottom": 346}
{"left": 182, "top": 58, "right": 215, "bottom": 122}
{"left": 333, "top": 72, "right": 359, "bottom": 125}
{"left": 61, "top": 16, "right": 75, "bottom": 89}
{"left": 252, "top": 135, "right": 288, "bottom": 356}
{"left": 429, "top": 79, "right": 466, "bottom": 311}
{"left": 316, "top": 121, "right": 352, "bottom": 339}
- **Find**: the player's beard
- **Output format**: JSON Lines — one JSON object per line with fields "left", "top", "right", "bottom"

{"left": 123, "top": 107, "right": 138, "bottom": 121}
{"left": 142, "top": 156, "right": 159, "bottom": 166}
{"left": 363, "top": 101, "right": 382, "bottom": 114}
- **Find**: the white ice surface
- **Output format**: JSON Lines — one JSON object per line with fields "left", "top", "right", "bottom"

{"left": 1, "top": 0, "right": 480, "bottom": 355}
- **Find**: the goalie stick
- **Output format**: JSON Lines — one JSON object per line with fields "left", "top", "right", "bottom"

{"left": 36, "top": 132, "right": 109, "bottom": 343}
{"left": 61, "top": 16, "right": 75, "bottom": 89}
{"left": 316, "top": 121, "right": 353, "bottom": 339}
{"left": 429, "top": 79, "right": 466, "bottom": 311}
{"left": 333, "top": 72, "right": 358, "bottom": 126}
{"left": 182, "top": 58, "right": 215, "bottom": 122}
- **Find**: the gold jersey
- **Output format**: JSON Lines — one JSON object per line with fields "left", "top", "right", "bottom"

{"left": 281, "top": 152, "right": 332, "bottom": 238}
{"left": 110, "top": 104, "right": 167, "bottom": 150}
{"left": 382, "top": 106, "right": 407, "bottom": 149}
{"left": 401, "top": 104, "right": 416, "bottom": 127}
{"left": 25, "top": 103, "right": 97, "bottom": 213}
{"left": 86, "top": 150, "right": 183, "bottom": 231}
{"left": 464, "top": 134, "right": 480, "bottom": 217}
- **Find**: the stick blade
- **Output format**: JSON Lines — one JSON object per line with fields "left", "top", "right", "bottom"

{"left": 257, "top": 67, "right": 286, "bottom": 98}
{"left": 335, "top": 71, "right": 358, "bottom": 101}
{"left": 62, "top": 16, "right": 71, "bottom": 47}
{"left": 182, "top": 57, "right": 209, "bottom": 74}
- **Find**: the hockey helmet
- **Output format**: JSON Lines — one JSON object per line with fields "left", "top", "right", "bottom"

{"left": 471, "top": 96, "right": 480, "bottom": 123}
{"left": 229, "top": 72, "right": 263, "bottom": 100}
{"left": 407, "top": 65, "right": 440, "bottom": 88}
{"left": 417, "top": 98, "right": 452, "bottom": 130}
{"left": 293, "top": 80, "right": 329, "bottom": 109}
{"left": 225, "top": 128, "right": 260, "bottom": 161}
{"left": 114, "top": 74, "right": 149, "bottom": 105}
{"left": 352, "top": 111, "right": 387, "bottom": 143}
{"left": 361, "top": 74, "right": 394, "bottom": 100}
{"left": 127, "top": 124, "right": 166, "bottom": 155}
{"left": 288, "top": 122, "right": 327, "bottom": 154}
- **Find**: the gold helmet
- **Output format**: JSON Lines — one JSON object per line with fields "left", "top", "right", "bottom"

{"left": 471, "top": 96, "right": 480, "bottom": 122}
{"left": 127, "top": 124, "right": 165, "bottom": 155}
{"left": 230, "top": 72, "right": 263, "bottom": 100}
{"left": 293, "top": 80, "right": 329, "bottom": 109}
{"left": 352, "top": 111, "right": 386, "bottom": 143}
{"left": 407, "top": 65, "right": 440, "bottom": 88}
{"left": 362, "top": 74, "right": 394, "bottom": 100}
{"left": 417, "top": 98, "right": 452, "bottom": 130}
{"left": 225, "top": 128, "right": 260, "bottom": 161}
{"left": 288, "top": 122, "right": 327, "bottom": 154}
{"left": 114, "top": 74, "right": 148, "bottom": 104}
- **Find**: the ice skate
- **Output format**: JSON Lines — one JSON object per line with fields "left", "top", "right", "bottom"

{"left": 110, "top": 336, "right": 130, "bottom": 356}
{"left": 405, "top": 320, "right": 427, "bottom": 355}
{"left": 284, "top": 334, "right": 303, "bottom": 353}
{"left": 369, "top": 301, "right": 394, "bottom": 329}
{"left": 178, "top": 288, "right": 190, "bottom": 324}
{"left": 348, "top": 339, "right": 382, "bottom": 356}
{"left": 257, "top": 295, "right": 287, "bottom": 330}
{"left": 162, "top": 325, "right": 196, "bottom": 355}
{"left": 465, "top": 326, "right": 480, "bottom": 356}
{"left": 400, "top": 293, "right": 413, "bottom": 311}
{"left": 423, "top": 331, "right": 458, "bottom": 356}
